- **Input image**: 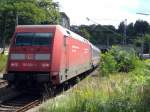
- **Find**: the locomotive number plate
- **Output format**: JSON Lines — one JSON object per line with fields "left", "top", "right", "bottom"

{"left": 25, "top": 54, "right": 34, "bottom": 60}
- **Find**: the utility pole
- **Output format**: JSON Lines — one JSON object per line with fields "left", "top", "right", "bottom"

{"left": 16, "top": 13, "right": 18, "bottom": 26}
{"left": 123, "top": 19, "right": 127, "bottom": 45}
{"left": 149, "top": 42, "right": 150, "bottom": 56}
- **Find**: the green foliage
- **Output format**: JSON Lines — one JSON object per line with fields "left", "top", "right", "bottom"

{"left": 39, "top": 47, "right": 150, "bottom": 112}
{"left": 79, "top": 28, "right": 91, "bottom": 41}
{"left": 117, "top": 21, "right": 125, "bottom": 35}
{"left": 100, "top": 53, "right": 117, "bottom": 76}
{"left": 134, "top": 34, "right": 150, "bottom": 53}
{"left": 71, "top": 20, "right": 150, "bottom": 49}
{"left": 134, "top": 37, "right": 143, "bottom": 47}
{"left": 111, "top": 46, "right": 139, "bottom": 72}
{"left": 144, "top": 34, "right": 150, "bottom": 42}
{"left": 40, "top": 66, "right": 150, "bottom": 112}
{"left": 100, "top": 46, "right": 140, "bottom": 76}
{"left": 0, "top": 0, "right": 60, "bottom": 44}
{"left": 134, "top": 20, "right": 149, "bottom": 35}
{"left": 71, "top": 24, "right": 120, "bottom": 45}
{"left": 0, "top": 54, "right": 7, "bottom": 72}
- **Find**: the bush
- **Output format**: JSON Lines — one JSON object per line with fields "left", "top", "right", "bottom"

{"left": 100, "top": 53, "right": 117, "bottom": 76}
{"left": 0, "top": 54, "right": 7, "bottom": 72}
{"left": 100, "top": 46, "right": 140, "bottom": 76}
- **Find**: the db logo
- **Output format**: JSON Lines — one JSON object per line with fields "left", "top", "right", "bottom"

{"left": 25, "top": 54, "right": 33, "bottom": 60}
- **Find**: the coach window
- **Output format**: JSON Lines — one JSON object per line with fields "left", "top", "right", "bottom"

{"left": 66, "top": 30, "right": 71, "bottom": 35}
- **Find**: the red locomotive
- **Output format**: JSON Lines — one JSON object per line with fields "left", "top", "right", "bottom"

{"left": 3, "top": 25, "right": 100, "bottom": 87}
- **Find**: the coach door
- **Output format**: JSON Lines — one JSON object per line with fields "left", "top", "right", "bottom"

{"left": 64, "top": 35, "right": 69, "bottom": 79}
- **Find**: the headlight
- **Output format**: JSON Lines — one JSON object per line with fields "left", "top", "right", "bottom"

{"left": 35, "top": 54, "right": 50, "bottom": 60}
{"left": 10, "top": 62, "right": 19, "bottom": 67}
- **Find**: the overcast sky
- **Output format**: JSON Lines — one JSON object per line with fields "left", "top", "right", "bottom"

{"left": 54, "top": 0, "right": 150, "bottom": 27}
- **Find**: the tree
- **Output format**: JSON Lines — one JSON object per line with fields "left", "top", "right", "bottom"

{"left": 117, "top": 21, "right": 126, "bottom": 44}
{"left": 71, "top": 20, "right": 150, "bottom": 50}
{"left": 0, "top": 0, "right": 60, "bottom": 45}
{"left": 78, "top": 27, "right": 91, "bottom": 41}
{"left": 143, "top": 34, "right": 150, "bottom": 53}
{"left": 118, "top": 21, "right": 125, "bottom": 35}
{"left": 134, "top": 20, "right": 149, "bottom": 35}
{"left": 126, "top": 23, "right": 135, "bottom": 43}
{"left": 134, "top": 34, "right": 150, "bottom": 53}
{"left": 38, "top": 0, "right": 60, "bottom": 24}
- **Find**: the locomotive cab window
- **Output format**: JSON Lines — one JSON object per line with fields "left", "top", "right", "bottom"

{"left": 15, "top": 32, "right": 53, "bottom": 46}
{"left": 15, "top": 33, "right": 33, "bottom": 46}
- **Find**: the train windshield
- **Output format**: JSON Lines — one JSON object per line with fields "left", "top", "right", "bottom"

{"left": 15, "top": 33, "right": 53, "bottom": 46}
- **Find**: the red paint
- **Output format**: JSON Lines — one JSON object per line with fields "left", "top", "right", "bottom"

{"left": 6, "top": 25, "right": 100, "bottom": 85}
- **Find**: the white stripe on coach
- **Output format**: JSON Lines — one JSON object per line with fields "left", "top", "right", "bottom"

{"left": 11, "top": 53, "right": 25, "bottom": 60}
{"left": 10, "top": 53, "right": 50, "bottom": 60}
{"left": 35, "top": 54, "right": 50, "bottom": 60}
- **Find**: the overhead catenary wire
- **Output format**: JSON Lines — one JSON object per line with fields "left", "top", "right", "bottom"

{"left": 86, "top": 17, "right": 126, "bottom": 43}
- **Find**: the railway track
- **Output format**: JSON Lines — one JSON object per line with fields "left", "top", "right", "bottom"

{"left": 0, "top": 69, "right": 97, "bottom": 112}
{"left": 0, "top": 81, "right": 48, "bottom": 112}
{"left": 0, "top": 100, "right": 40, "bottom": 112}
{"left": 15, "top": 100, "right": 40, "bottom": 112}
{"left": 0, "top": 93, "right": 41, "bottom": 112}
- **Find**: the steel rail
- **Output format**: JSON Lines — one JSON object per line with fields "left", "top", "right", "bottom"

{"left": 15, "top": 100, "right": 40, "bottom": 112}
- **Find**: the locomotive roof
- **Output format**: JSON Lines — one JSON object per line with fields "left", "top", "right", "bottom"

{"left": 16, "top": 25, "right": 100, "bottom": 51}
{"left": 16, "top": 25, "right": 56, "bottom": 32}
{"left": 91, "top": 44, "right": 100, "bottom": 52}
{"left": 58, "top": 26, "right": 89, "bottom": 43}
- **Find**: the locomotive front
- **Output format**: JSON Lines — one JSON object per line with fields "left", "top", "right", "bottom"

{"left": 3, "top": 25, "right": 55, "bottom": 86}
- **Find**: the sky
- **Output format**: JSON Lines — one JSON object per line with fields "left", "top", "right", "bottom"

{"left": 54, "top": 0, "right": 150, "bottom": 27}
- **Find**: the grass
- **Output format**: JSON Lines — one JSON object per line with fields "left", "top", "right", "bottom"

{"left": 0, "top": 54, "right": 7, "bottom": 72}
{"left": 38, "top": 45, "right": 150, "bottom": 112}
{"left": 39, "top": 65, "right": 150, "bottom": 112}
{"left": 37, "top": 46, "right": 150, "bottom": 112}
